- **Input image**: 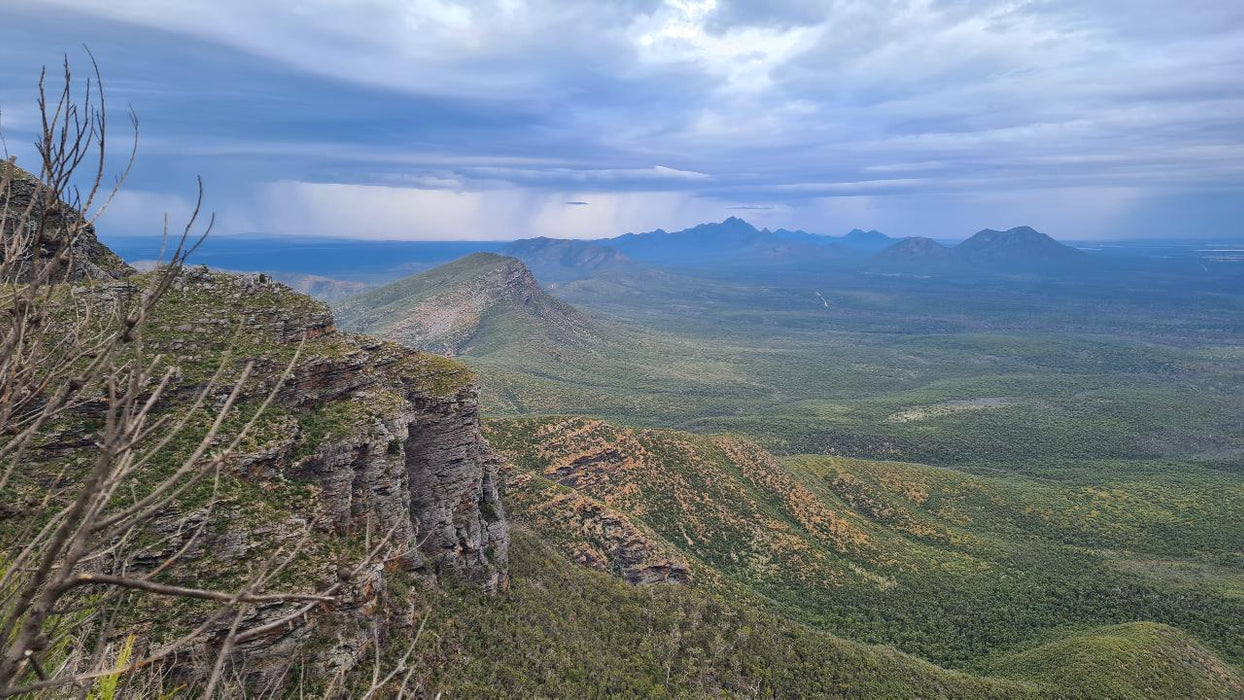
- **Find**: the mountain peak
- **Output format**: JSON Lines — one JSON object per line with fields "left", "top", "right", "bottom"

{"left": 335, "top": 253, "right": 590, "bottom": 357}
{"left": 955, "top": 226, "right": 1090, "bottom": 267}
{"left": 704, "top": 216, "right": 760, "bottom": 234}
{"left": 838, "top": 228, "right": 895, "bottom": 252}
{"left": 2, "top": 162, "right": 132, "bottom": 281}
{"left": 876, "top": 236, "right": 950, "bottom": 262}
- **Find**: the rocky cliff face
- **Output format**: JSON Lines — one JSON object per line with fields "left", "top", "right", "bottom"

{"left": 176, "top": 270, "right": 507, "bottom": 540}
{"left": 1, "top": 162, "right": 132, "bottom": 280}
{"left": 32, "top": 266, "right": 511, "bottom": 686}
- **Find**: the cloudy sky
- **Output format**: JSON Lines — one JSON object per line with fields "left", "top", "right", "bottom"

{"left": 1, "top": 0, "right": 1242, "bottom": 240}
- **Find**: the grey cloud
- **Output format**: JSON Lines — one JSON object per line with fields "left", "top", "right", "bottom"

{"left": 0, "top": 0, "right": 1240, "bottom": 239}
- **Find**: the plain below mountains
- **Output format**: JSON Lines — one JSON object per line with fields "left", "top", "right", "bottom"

{"left": 332, "top": 254, "right": 781, "bottom": 418}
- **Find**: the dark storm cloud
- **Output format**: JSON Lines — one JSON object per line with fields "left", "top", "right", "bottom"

{"left": 0, "top": 0, "right": 1240, "bottom": 239}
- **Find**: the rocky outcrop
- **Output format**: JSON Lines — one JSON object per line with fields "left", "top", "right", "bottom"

{"left": 1, "top": 161, "right": 132, "bottom": 281}
{"left": 155, "top": 269, "right": 511, "bottom": 580}
{"left": 40, "top": 267, "right": 511, "bottom": 687}
{"left": 404, "top": 393, "right": 509, "bottom": 586}
{"left": 506, "top": 470, "right": 692, "bottom": 586}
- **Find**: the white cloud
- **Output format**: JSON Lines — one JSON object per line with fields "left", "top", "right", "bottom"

{"left": 630, "top": 0, "right": 823, "bottom": 94}
{"left": 465, "top": 164, "right": 710, "bottom": 185}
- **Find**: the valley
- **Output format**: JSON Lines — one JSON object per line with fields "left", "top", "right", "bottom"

{"left": 322, "top": 218, "right": 1244, "bottom": 695}
{"left": 15, "top": 200, "right": 1242, "bottom": 695}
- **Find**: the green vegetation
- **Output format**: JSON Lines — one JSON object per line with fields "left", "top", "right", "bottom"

{"left": 334, "top": 252, "right": 593, "bottom": 358}
{"left": 352, "top": 533, "right": 1242, "bottom": 698}
{"left": 981, "top": 623, "right": 1242, "bottom": 699}
{"left": 337, "top": 249, "right": 1244, "bottom": 695}
{"left": 486, "top": 417, "right": 1244, "bottom": 688}
{"left": 371, "top": 261, "right": 1243, "bottom": 480}
{"left": 358, "top": 531, "right": 1038, "bottom": 698}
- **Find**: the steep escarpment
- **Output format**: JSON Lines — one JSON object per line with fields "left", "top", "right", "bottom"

{"left": 22, "top": 266, "right": 510, "bottom": 687}
{"left": 148, "top": 267, "right": 511, "bottom": 582}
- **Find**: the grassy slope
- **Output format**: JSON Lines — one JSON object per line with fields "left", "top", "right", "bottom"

{"left": 334, "top": 252, "right": 595, "bottom": 358}
{"left": 375, "top": 531, "right": 1037, "bottom": 699}
{"left": 980, "top": 622, "right": 1243, "bottom": 699}
{"left": 484, "top": 417, "right": 1244, "bottom": 693}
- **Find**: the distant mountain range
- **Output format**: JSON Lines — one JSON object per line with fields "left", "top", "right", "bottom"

{"left": 840, "top": 228, "right": 898, "bottom": 252}
{"left": 873, "top": 226, "right": 1093, "bottom": 272}
{"left": 601, "top": 217, "right": 906, "bottom": 266}
{"left": 494, "top": 218, "right": 1091, "bottom": 282}
{"left": 954, "top": 226, "right": 1091, "bottom": 265}
{"left": 499, "top": 237, "right": 634, "bottom": 284}
{"left": 606, "top": 217, "right": 821, "bottom": 266}
{"left": 111, "top": 219, "right": 1102, "bottom": 305}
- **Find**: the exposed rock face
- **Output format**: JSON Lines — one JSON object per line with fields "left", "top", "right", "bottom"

{"left": 156, "top": 269, "right": 512, "bottom": 584}
{"left": 44, "top": 267, "right": 511, "bottom": 685}
{"left": 1, "top": 162, "right": 132, "bottom": 281}
{"left": 403, "top": 392, "right": 509, "bottom": 586}
{"left": 506, "top": 470, "right": 692, "bottom": 586}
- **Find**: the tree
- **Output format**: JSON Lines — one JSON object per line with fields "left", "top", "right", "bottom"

{"left": 0, "top": 57, "right": 403, "bottom": 698}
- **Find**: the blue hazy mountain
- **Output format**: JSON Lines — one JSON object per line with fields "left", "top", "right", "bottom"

{"left": 874, "top": 235, "right": 952, "bottom": 264}
{"left": 499, "top": 236, "right": 636, "bottom": 284}
{"left": 839, "top": 228, "right": 897, "bottom": 252}
{"left": 953, "top": 226, "right": 1091, "bottom": 267}
{"left": 872, "top": 226, "right": 1095, "bottom": 274}
{"left": 606, "top": 217, "right": 850, "bottom": 266}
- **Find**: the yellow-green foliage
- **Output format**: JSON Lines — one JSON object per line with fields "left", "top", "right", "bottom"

{"left": 486, "top": 416, "right": 1244, "bottom": 691}
{"left": 394, "top": 351, "right": 475, "bottom": 397}
{"left": 89, "top": 635, "right": 134, "bottom": 700}
{"left": 349, "top": 532, "right": 1035, "bottom": 699}
{"left": 982, "top": 623, "right": 1244, "bottom": 699}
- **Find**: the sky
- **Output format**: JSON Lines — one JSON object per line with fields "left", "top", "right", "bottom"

{"left": 1, "top": 0, "right": 1242, "bottom": 241}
